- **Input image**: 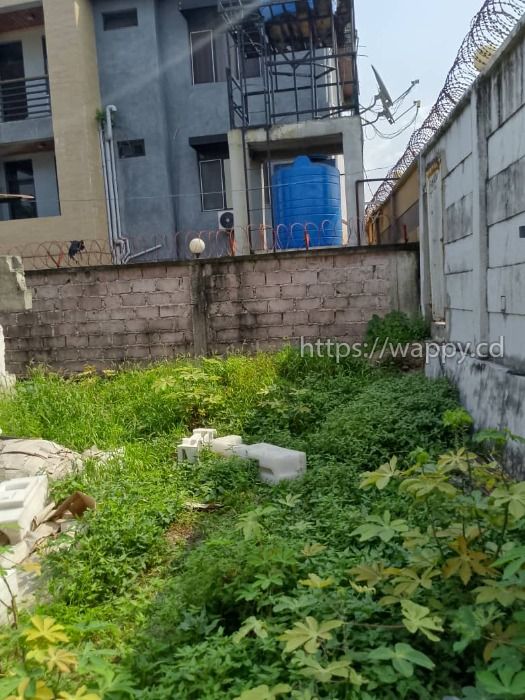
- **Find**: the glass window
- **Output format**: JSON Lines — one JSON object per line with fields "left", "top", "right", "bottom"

{"left": 103, "top": 9, "right": 138, "bottom": 31}
{"left": 190, "top": 30, "right": 215, "bottom": 85}
{"left": 199, "top": 159, "right": 225, "bottom": 211}
{"left": 5, "top": 159, "right": 37, "bottom": 219}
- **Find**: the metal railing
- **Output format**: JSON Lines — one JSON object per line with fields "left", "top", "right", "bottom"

{"left": 0, "top": 75, "right": 51, "bottom": 123}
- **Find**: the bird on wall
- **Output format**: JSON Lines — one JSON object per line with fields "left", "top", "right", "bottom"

{"left": 68, "top": 240, "right": 86, "bottom": 262}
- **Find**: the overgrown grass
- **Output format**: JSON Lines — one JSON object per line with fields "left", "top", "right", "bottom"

{"left": 1, "top": 350, "right": 491, "bottom": 700}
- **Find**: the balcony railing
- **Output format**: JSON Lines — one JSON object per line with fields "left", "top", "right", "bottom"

{"left": 0, "top": 75, "right": 51, "bottom": 123}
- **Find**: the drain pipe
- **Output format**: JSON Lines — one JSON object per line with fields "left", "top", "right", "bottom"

{"left": 100, "top": 105, "right": 129, "bottom": 264}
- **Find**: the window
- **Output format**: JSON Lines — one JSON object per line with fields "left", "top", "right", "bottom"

{"left": 190, "top": 30, "right": 215, "bottom": 84}
{"left": 199, "top": 159, "right": 224, "bottom": 211}
{"left": 103, "top": 9, "right": 138, "bottom": 31}
{"left": 118, "top": 139, "right": 146, "bottom": 158}
{"left": 0, "top": 42, "right": 26, "bottom": 122}
{"left": 5, "top": 160, "right": 37, "bottom": 219}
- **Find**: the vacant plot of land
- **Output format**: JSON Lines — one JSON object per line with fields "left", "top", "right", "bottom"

{"left": 0, "top": 351, "right": 523, "bottom": 700}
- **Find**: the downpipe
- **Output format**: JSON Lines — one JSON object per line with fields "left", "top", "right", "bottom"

{"left": 100, "top": 105, "right": 130, "bottom": 264}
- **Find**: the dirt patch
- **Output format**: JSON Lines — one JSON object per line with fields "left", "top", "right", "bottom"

{"left": 165, "top": 522, "right": 200, "bottom": 548}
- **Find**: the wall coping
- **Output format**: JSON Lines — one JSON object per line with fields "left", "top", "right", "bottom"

{"left": 25, "top": 243, "right": 419, "bottom": 278}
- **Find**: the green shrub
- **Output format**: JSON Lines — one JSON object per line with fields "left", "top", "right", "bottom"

{"left": 306, "top": 374, "right": 458, "bottom": 466}
{"left": 365, "top": 311, "right": 430, "bottom": 347}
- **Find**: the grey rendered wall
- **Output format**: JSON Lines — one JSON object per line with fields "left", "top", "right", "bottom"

{"left": 91, "top": 0, "right": 327, "bottom": 261}
{"left": 421, "top": 20, "right": 525, "bottom": 460}
{"left": 485, "top": 35, "right": 525, "bottom": 372}
{"left": 92, "top": 0, "right": 245, "bottom": 260}
{"left": 92, "top": 0, "right": 176, "bottom": 259}
{"left": 156, "top": 0, "right": 231, "bottom": 237}
{"left": 423, "top": 103, "right": 476, "bottom": 344}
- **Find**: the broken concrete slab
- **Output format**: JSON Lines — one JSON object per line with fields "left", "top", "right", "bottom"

{"left": 0, "top": 256, "right": 32, "bottom": 392}
{"left": 0, "top": 476, "right": 48, "bottom": 544}
{"left": 0, "top": 540, "right": 31, "bottom": 569}
{"left": 0, "top": 256, "right": 32, "bottom": 313}
{"left": 232, "top": 443, "right": 307, "bottom": 484}
{"left": 0, "top": 326, "right": 15, "bottom": 392}
{"left": 210, "top": 435, "right": 243, "bottom": 457}
{"left": 0, "top": 439, "right": 83, "bottom": 482}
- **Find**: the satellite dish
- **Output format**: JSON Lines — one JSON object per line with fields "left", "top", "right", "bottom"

{"left": 372, "top": 65, "right": 395, "bottom": 124}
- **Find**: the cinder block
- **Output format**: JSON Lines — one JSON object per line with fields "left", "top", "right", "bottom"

{"left": 281, "top": 284, "right": 307, "bottom": 299}
{"left": 192, "top": 429, "right": 217, "bottom": 445}
{"left": 292, "top": 270, "right": 318, "bottom": 285}
{"left": 268, "top": 298, "right": 294, "bottom": 313}
{"left": 308, "top": 309, "right": 335, "bottom": 325}
{"left": 130, "top": 278, "right": 157, "bottom": 293}
{"left": 283, "top": 311, "right": 308, "bottom": 325}
{"left": 254, "top": 285, "right": 281, "bottom": 299}
{"left": 177, "top": 435, "right": 204, "bottom": 463}
{"left": 232, "top": 443, "right": 306, "bottom": 484}
{"left": 318, "top": 268, "right": 349, "bottom": 284}
{"left": 210, "top": 435, "right": 243, "bottom": 457}
{"left": 0, "top": 476, "right": 48, "bottom": 544}
{"left": 266, "top": 271, "right": 292, "bottom": 286}
{"left": 267, "top": 326, "right": 293, "bottom": 339}
{"left": 306, "top": 283, "right": 334, "bottom": 298}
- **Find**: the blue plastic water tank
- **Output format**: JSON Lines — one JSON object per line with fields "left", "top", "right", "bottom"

{"left": 272, "top": 156, "right": 343, "bottom": 249}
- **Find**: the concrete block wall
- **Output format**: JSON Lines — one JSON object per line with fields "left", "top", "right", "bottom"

{"left": 421, "top": 20, "right": 525, "bottom": 371}
{"left": 0, "top": 246, "right": 419, "bottom": 374}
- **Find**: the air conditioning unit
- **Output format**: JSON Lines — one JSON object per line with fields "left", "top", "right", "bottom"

{"left": 218, "top": 209, "right": 234, "bottom": 232}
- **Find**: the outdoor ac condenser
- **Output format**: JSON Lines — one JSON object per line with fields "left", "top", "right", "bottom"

{"left": 218, "top": 210, "right": 234, "bottom": 232}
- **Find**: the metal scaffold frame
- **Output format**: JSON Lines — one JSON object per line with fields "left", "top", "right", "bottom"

{"left": 220, "top": 0, "right": 359, "bottom": 129}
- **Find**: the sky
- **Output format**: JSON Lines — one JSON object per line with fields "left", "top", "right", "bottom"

{"left": 355, "top": 0, "right": 483, "bottom": 200}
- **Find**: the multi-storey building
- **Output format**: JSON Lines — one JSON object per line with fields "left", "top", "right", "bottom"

{"left": 0, "top": 0, "right": 363, "bottom": 265}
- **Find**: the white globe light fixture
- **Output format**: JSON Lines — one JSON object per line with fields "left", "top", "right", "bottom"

{"left": 189, "top": 237, "right": 206, "bottom": 258}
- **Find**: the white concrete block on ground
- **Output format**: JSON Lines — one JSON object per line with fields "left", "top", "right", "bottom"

{"left": 192, "top": 429, "right": 217, "bottom": 445}
{"left": 0, "top": 568, "right": 18, "bottom": 624}
{"left": 0, "top": 476, "right": 48, "bottom": 544}
{"left": 232, "top": 443, "right": 307, "bottom": 484}
{"left": 210, "top": 435, "right": 243, "bottom": 457}
{"left": 177, "top": 435, "right": 204, "bottom": 464}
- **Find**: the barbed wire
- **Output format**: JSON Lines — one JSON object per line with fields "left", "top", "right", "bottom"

{"left": 0, "top": 218, "right": 406, "bottom": 269}
{"left": 366, "top": 0, "right": 525, "bottom": 219}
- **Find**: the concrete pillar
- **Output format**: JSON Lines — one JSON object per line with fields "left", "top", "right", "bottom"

{"left": 471, "top": 86, "right": 490, "bottom": 345}
{"left": 342, "top": 118, "right": 364, "bottom": 246}
{"left": 418, "top": 155, "right": 432, "bottom": 322}
{"left": 190, "top": 263, "right": 208, "bottom": 357}
{"left": 227, "top": 129, "right": 251, "bottom": 256}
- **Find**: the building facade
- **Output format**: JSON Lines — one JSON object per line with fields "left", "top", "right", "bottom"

{"left": 0, "top": 0, "right": 363, "bottom": 266}
{"left": 0, "top": 0, "right": 108, "bottom": 264}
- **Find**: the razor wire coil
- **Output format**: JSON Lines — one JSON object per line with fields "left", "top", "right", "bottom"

{"left": 366, "top": 0, "right": 525, "bottom": 219}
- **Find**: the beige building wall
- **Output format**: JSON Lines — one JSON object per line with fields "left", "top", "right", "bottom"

{"left": 0, "top": 0, "right": 109, "bottom": 263}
